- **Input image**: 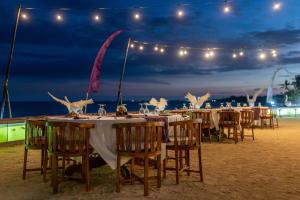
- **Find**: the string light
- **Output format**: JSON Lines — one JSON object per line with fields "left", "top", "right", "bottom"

{"left": 259, "top": 52, "right": 267, "bottom": 60}
{"left": 130, "top": 43, "right": 135, "bottom": 48}
{"left": 232, "top": 53, "right": 237, "bottom": 59}
{"left": 160, "top": 48, "right": 165, "bottom": 53}
{"left": 154, "top": 46, "right": 159, "bottom": 51}
{"left": 56, "top": 14, "right": 63, "bottom": 21}
{"left": 94, "top": 14, "right": 101, "bottom": 22}
{"left": 21, "top": 13, "right": 28, "bottom": 20}
{"left": 273, "top": 2, "right": 282, "bottom": 11}
{"left": 139, "top": 45, "right": 144, "bottom": 51}
{"left": 133, "top": 12, "right": 141, "bottom": 20}
{"left": 223, "top": 5, "right": 231, "bottom": 13}
{"left": 204, "top": 50, "right": 215, "bottom": 59}
{"left": 271, "top": 49, "right": 278, "bottom": 57}
{"left": 177, "top": 9, "right": 184, "bottom": 18}
{"left": 239, "top": 51, "right": 244, "bottom": 56}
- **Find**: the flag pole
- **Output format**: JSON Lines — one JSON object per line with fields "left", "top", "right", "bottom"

{"left": 116, "top": 37, "right": 131, "bottom": 107}
{"left": 1, "top": 4, "right": 21, "bottom": 119}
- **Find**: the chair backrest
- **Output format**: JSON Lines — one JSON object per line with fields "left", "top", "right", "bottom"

{"left": 169, "top": 110, "right": 187, "bottom": 116}
{"left": 219, "top": 111, "right": 240, "bottom": 126}
{"left": 112, "top": 122, "right": 164, "bottom": 154}
{"left": 240, "top": 110, "right": 254, "bottom": 126}
{"left": 191, "top": 110, "right": 211, "bottom": 126}
{"left": 169, "top": 120, "right": 201, "bottom": 147}
{"left": 25, "top": 119, "right": 46, "bottom": 148}
{"left": 260, "top": 108, "right": 271, "bottom": 117}
{"left": 47, "top": 122, "right": 95, "bottom": 155}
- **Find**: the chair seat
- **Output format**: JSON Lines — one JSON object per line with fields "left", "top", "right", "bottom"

{"left": 167, "top": 136, "right": 197, "bottom": 147}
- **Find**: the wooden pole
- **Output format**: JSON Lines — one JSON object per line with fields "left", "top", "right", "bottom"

{"left": 1, "top": 4, "right": 21, "bottom": 119}
{"left": 116, "top": 38, "right": 131, "bottom": 107}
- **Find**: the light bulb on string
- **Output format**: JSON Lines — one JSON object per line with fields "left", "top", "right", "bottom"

{"left": 139, "top": 45, "right": 144, "bottom": 51}
{"left": 160, "top": 48, "right": 165, "bottom": 53}
{"left": 56, "top": 14, "right": 63, "bottom": 22}
{"left": 232, "top": 53, "right": 237, "bottom": 59}
{"left": 154, "top": 46, "right": 159, "bottom": 51}
{"left": 130, "top": 43, "right": 135, "bottom": 48}
{"left": 223, "top": 5, "right": 231, "bottom": 13}
{"left": 209, "top": 50, "right": 215, "bottom": 57}
{"left": 273, "top": 2, "right": 282, "bottom": 11}
{"left": 177, "top": 9, "right": 184, "bottom": 18}
{"left": 184, "top": 49, "right": 188, "bottom": 55}
{"left": 94, "top": 14, "right": 101, "bottom": 22}
{"left": 239, "top": 51, "right": 244, "bottom": 56}
{"left": 259, "top": 52, "right": 267, "bottom": 60}
{"left": 133, "top": 12, "right": 141, "bottom": 20}
{"left": 21, "top": 13, "right": 28, "bottom": 20}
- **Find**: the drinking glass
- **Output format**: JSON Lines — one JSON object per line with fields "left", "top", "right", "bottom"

{"left": 139, "top": 103, "right": 145, "bottom": 114}
{"left": 144, "top": 103, "right": 150, "bottom": 114}
{"left": 183, "top": 103, "right": 187, "bottom": 109}
{"left": 98, "top": 104, "right": 107, "bottom": 116}
{"left": 220, "top": 103, "right": 224, "bottom": 108}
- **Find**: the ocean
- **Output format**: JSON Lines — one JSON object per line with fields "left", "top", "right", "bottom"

{"left": 2, "top": 99, "right": 265, "bottom": 118}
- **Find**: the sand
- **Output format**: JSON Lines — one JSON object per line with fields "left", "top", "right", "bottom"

{"left": 1, "top": 118, "right": 300, "bottom": 200}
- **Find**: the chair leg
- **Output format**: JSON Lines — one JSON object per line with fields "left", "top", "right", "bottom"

{"left": 130, "top": 159, "right": 135, "bottom": 185}
{"left": 175, "top": 148, "right": 179, "bottom": 184}
{"left": 52, "top": 155, "right": 58, "bottom": 194}
{"left": 144, "top": 156, "right": 149, "bottom": 196}
{"left": 43, "top": 150, "right": 48, "bottom": 182}
{"left": 22, "top": 148, "right": 28, "bottom": 180}
{"left": 208, "top": 128, "right": 212, "bottom": 143}
{"left": 252, "top": 126, "right": 255, "bottom": 140}
{"left": 241, "top": 128, "right": 244, "bottom": 141}
{"left": 41, "top": 149, "right": 44, "bottom": 175}
{"left": 234, "top": 128, "right": 238, "bottom": 144}
{"left": 157, "top": 155, "right": 161, "bottom": 188}
{"left": 186, "top": 150, "right": 190, "bottom": 176}
{"left": 198, "top": 148, "right": 203, "bottom": 182}
{"left": 116, "top": 155, "right": 121, "bottom": 193}
{"left": 85, "top": 155, "right": 90, "bottom": 192}
{"left": 179, "top": 149, "right": 183, "bottom": 170}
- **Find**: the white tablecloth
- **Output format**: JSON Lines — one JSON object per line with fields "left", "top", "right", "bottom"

{"left": 48, "top": 114, "right": 183, "bottom": 169}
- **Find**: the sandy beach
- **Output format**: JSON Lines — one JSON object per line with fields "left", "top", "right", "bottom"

{"left": 1, "top": 118, "right": 300, "bottom": 200}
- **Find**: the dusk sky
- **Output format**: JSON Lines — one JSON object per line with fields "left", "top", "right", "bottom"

{"left": 1, "top": 0, "right": 300, "bottom": 101}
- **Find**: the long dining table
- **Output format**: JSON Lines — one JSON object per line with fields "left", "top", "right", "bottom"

{"left": 47, "top": 114, "right": 185, "bottom": 170}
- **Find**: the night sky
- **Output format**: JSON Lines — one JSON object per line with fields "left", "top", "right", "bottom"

{"left": 1, "top": 0, "right": 300, "bottom": 101}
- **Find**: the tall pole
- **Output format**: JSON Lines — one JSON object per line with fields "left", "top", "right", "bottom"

{"left": 0, "top": 4, "right": 21, "bottom": 119}
{"left": 116, "top": 37, "right": 131, "bottom": 107}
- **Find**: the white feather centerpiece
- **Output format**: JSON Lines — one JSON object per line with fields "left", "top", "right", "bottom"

{"left": 149, "top": 98, "right": 168, "bottom": 111}
{"left": 48, "top": 92, "right": 94, "bottom": 114}
{"left": 243, "top": 88, "right": 264, "bottom": 107}
{"left": 185, "top": 92, "right": 210, "bottom": 109}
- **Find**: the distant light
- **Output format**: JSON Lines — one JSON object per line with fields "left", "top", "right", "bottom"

{"left": 232, "top": 53, "right": 237, "bottom": 59}
{"left": 184, "top": 50, "right": 188, "bottom": 55}
{"left": 259, "top": 52, "right": 267, "bottom": 60}
{"left": 160, "top": 48, "right": 165, "bottom": 53}
{"left": 204, "top": 52, "right": 210, "bottom": 58}
{"left": 204, "top": 51, "right": 215, "bottom": 59}
{"left": 273, "top": 2, "right": 282, "bottom": 11}
{"left": 271, "top": 49, "right": 277, "bottom": 54}
{"left": 179, "top": 50, "right": 184, "bottom": 56}
{"left": 130, "top": 43, "right": 135, "bottom": 48}
{"left": 21, "top": 13, "right": 28, "bottom": 20}
{"left": 94, "top": 15, "right": 101, "bottom": 22}
{"left": 239, "top": 51, "right": 244, "bottom": 56}
{"left": 272, "top": 53, "right": 278, "bottom": 58}
{"left": 56, "top": 14, "right": 63, "bottom": 21}
{"left": 154, "top": 46, "right": 159, "bottom": 51}
{"left": 134, "top": 12, "right": 141, "bottom": 20}
{"left": 139, "top": 45, "right": 144, "bottom": 51}
{"left": 177, "top": 10, "right": 184, "bottom": 18}
{"left": 223, "top": 5, "right": 231, "bottom": 13}
{"left": 209, "top": 51, "right": 215, "bottom": 57}
{"left": 270, "top": 101, "right": 275, "bottom": 105}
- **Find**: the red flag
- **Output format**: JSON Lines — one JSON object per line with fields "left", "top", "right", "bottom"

{"left": 87, "top": 30, "right": 123, "bottom": 94}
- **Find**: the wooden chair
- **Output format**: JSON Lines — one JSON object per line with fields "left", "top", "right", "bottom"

{"left": 112, "top": 122, "right": 164, "bottom": 196}
{"left": 260, "top": 108, "right": 275, "bottom": 128}
{"left": 192, "top": 110, "right": 212, "bottom": 143}
{"left": 218, "top": 110, "right": 240, "bottom": 144}
{"left": 163, "top": 119, "right": 203, "bottom": 184}
{"left": 22, "top": 119, "right": 48, "bottom": 181}
{"left": 47, "top": 121, "right": 95, "bottom": 193}
{"left": 240, "top": 110, "right": 254, "bottom": 141}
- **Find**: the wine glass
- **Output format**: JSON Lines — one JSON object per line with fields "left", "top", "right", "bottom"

{"left": 183, "top": 103, "right": 187, "bottom": 109}
{"left": 144, "top": 103, "right": 150, "bottom": 114}
{"left": 139, "top": 103, "right": 145, "bottom": 114}
{"left": 98, "top": 104, "right": 107, "bottom": 116}
{"left": 220, "top": 103, "right": 224, "bottom": 108}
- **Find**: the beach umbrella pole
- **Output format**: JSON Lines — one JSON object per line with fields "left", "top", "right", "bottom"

{"left": 0, "top": 4, "right": 21, "bottom": 119}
